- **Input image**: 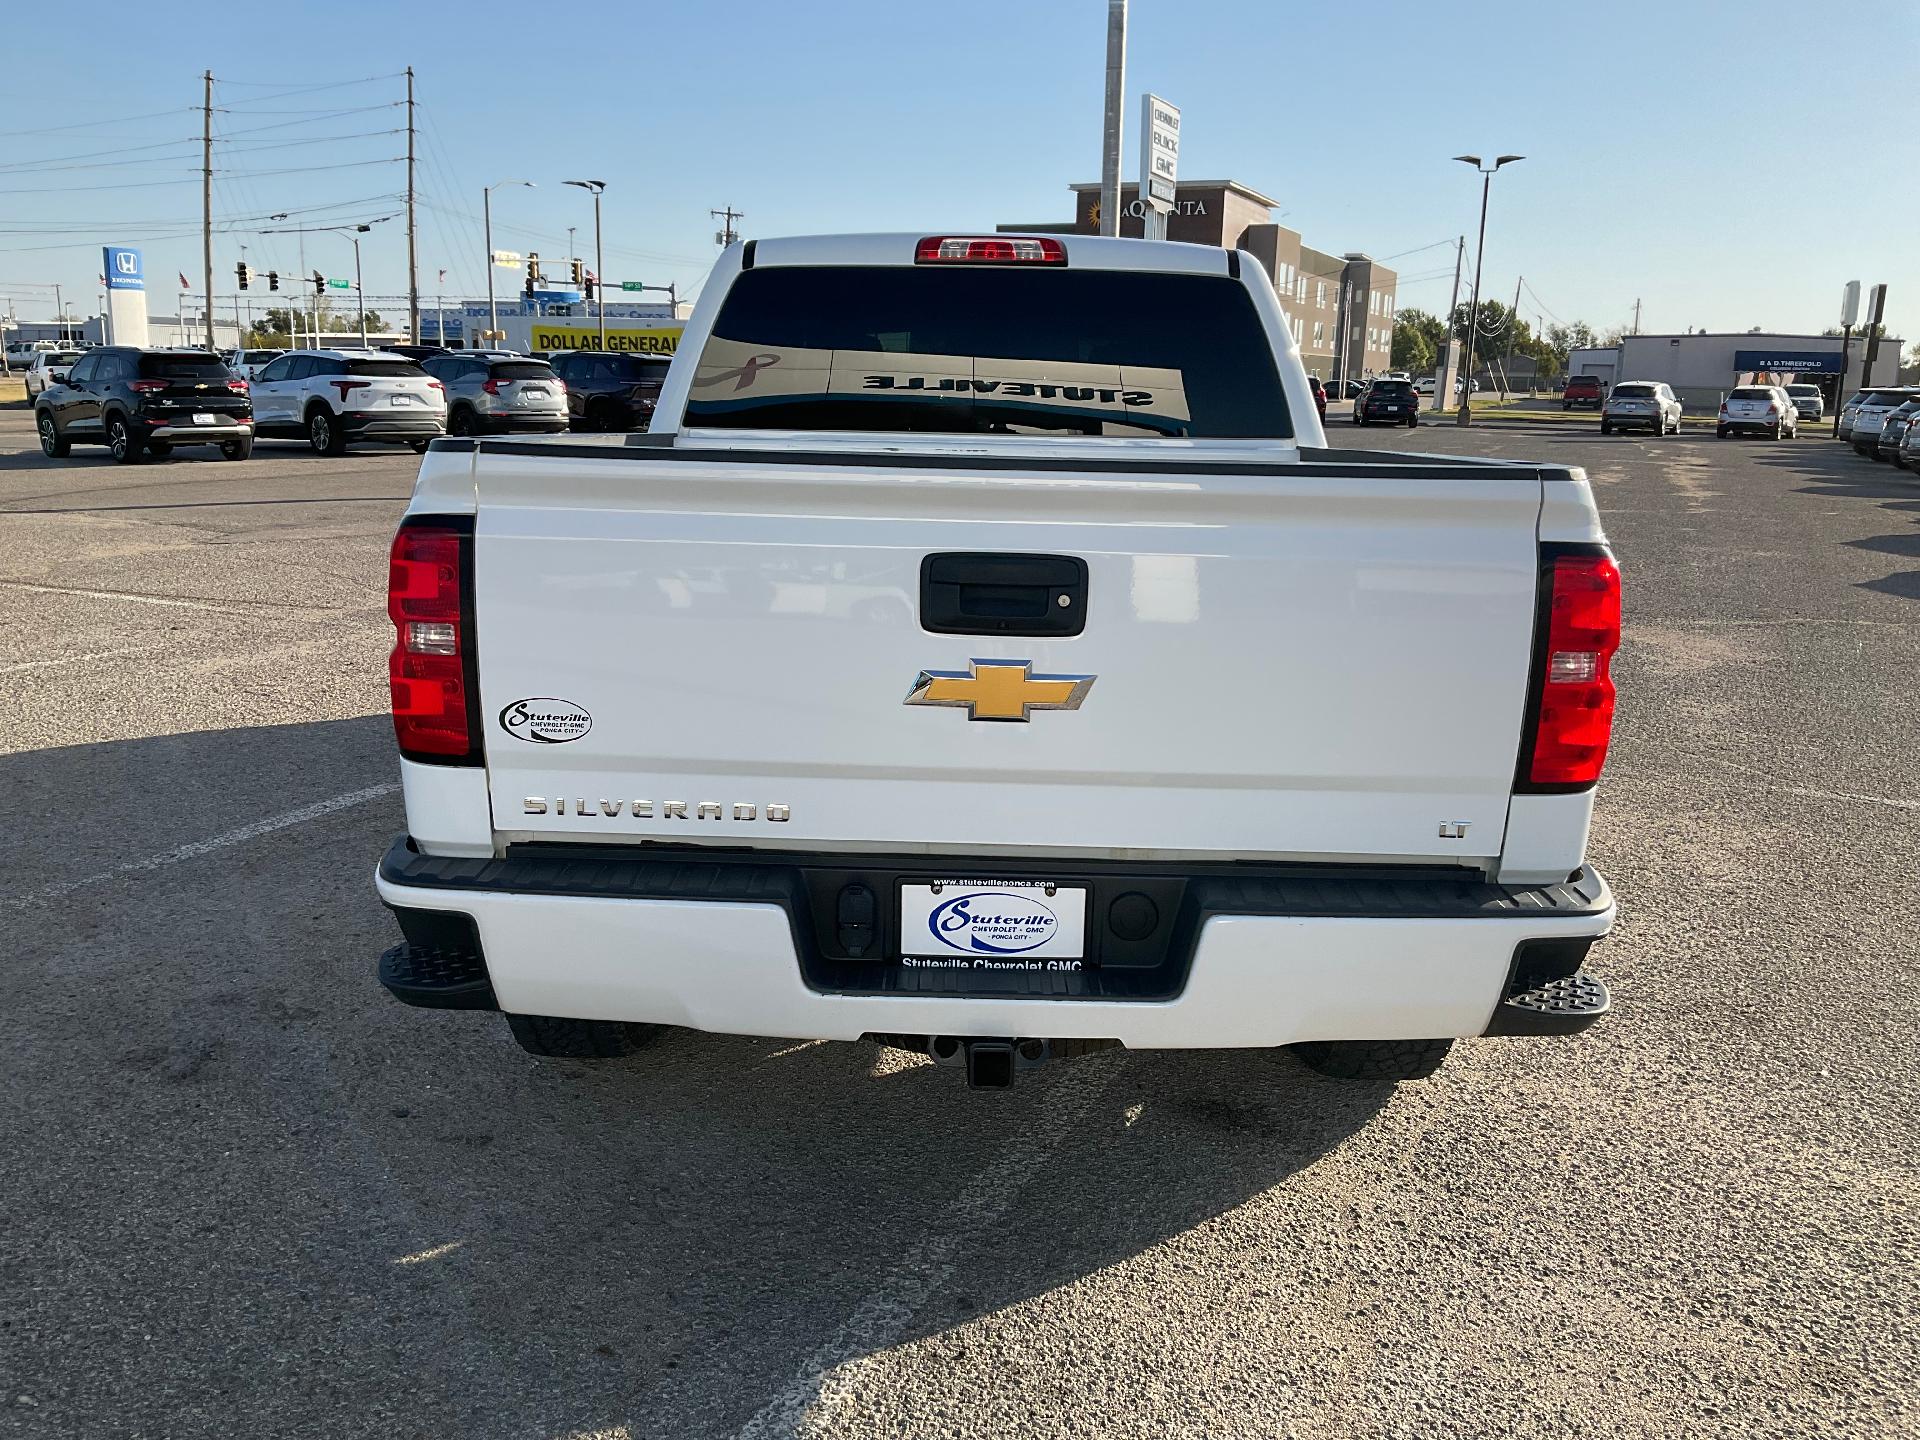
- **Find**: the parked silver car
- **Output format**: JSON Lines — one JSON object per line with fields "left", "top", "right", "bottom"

{"left": 1848, "top": 388, "right": 1920, "bottom": 456}
{"left": 421, "top": 353, "right": 568, "bottom": 436}
{"left": 1783, "top": 383, "right": 1824, "bottom": 423}
{"left": 1871, "top": 398, "right": 1920, "bottom": 463}
{"left": 1897, "top": 410, "right": 1920, "bottom": 470}
{"left": 1717, "top": 384, "right": 1798, "bottom": 440}
{"left": 1600, "top": 380, "right": 1683, "bottom": 436}
{"left": 1837, "top": 390, "right": 1870, "bottom": 440}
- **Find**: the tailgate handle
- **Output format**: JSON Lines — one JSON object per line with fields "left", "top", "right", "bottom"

{"left": 920, "top": 552, "right": 1087, "bottom": 637}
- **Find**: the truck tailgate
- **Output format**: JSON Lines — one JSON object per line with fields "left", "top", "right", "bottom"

{"left": 471, "top": 448, "right": 1543, "bottom": 863}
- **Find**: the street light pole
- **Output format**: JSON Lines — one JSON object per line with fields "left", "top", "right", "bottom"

{"left": 564, "top": 180, "right": 608, "bottom": 351}
{"left": 352, "top": 227, "right": 368, "bottom": 346}
{"left": 484, "top": 180, "right": 534, "bottom": 349}
{"left": 1452, "top": 154, "right": 1523, "bottom": 427}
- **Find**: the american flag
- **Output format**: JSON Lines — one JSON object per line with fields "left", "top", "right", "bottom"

{"left": 178, "top": 272, "right": 191, "bottom": 290}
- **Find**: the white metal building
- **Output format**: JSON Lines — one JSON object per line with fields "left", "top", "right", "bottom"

{"left": 1569, "top": 332, "right": 1905, "bottom": 411}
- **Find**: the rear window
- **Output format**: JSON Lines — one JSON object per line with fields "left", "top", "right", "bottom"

{"left": 609, "top": 355, "right": 671, "bottom": 382}
{"left": 1785, "top": 385, "right": 1820, "bottom": 396}
{"left": 685, "top": 264, "right": 1290, "bottom": 438}
{"left": 1611, "top": 384, "right": 1655, "bottom": 398}
{"left": 1568, "top": 376, "right": 1602, "bottom": 387}
{"left": 1865, "top": 390, "right": 1915, "bottom": 405}
{"left": 1729, "top": 387, "right": 1776, "bottom": 400}
{"left": 1369, "top": 381, "right": 1414, "bottom": 396}
{"left": 490, "top": 361, "right": 553, "bottom": 380}
{"left": 346, "top": 358, "right": 425, "bottom": 378}
{"left": 43, "top": 351, "right": 82, "bottom": 365}
{"left": 139, "top": 353, "right": 228, "bottom": 378}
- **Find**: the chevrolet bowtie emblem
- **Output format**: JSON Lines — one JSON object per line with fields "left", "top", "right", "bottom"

{"left": 905, "top": 659, "right": 1095, "bottom": 723}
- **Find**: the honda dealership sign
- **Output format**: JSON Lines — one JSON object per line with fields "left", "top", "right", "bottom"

{"left": 101, "top": 245, "right": 150, "bottom": 346}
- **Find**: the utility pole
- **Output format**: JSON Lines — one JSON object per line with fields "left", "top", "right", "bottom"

{"left": 1500, "top": 274, "right": 1523, "bottom": 400}
{"left": 1433, "top": 235, "right": 1464, "bottom": 410}
{"left": 1631, "top": 298, "right": 1642, "bottom": 335}
{"left": 405, "top": 66, "right": 419, "bottom": 343}
{"left": 1834, "top": 325, "right": 1853, "bottom": 437}
{"left": 1099, "top": 0, "right": 1126, "bottom": 236}
{"left": 54, "top": 283, "right": 64, "bottom": 345}
{"left": 711, "top": 205, "right": 743, "bottom": 246}
{"left": 202, "top": 70, "right": 215, "bottom": 350}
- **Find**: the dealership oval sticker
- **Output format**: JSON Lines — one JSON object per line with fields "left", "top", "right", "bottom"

{"left": 500, "top": 697, "right": 592, "bottom": 745}
{"left": 928, "top": 891, "right": 1060, "bottom": 955}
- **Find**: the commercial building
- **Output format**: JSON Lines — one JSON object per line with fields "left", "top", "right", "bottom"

{"left": 1568, "top": 332, "right": 1906, "bottom": 412}
{"left": 1001, "top": 180, "right": 1397, "bottom": 384}
{"left": 4, "top": 314, "right": 243, "bottom": 351}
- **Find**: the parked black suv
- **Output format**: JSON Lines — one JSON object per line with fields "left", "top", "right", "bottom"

{"left": 34, "top": 347, "right": 252, "bottom": 463}
{"left": 548, "top": 350, "right": 672, "bottom": 431}
{"left": 1353, "top": 378, "right": 1420, "bottom": 427}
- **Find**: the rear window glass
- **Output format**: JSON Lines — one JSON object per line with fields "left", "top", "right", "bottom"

{"left": 1612, "top": 384, "right": 1655, "bottom": 398}
{"left": 1729, "top": 387, "right": 1776, "bottom": 399}
{"left": 44, "top": 351, "right": 82, "bottom": 365}
{"left": 1369, "top": 381, "right": 1414, "bottom": 395}
{"left": 140, "top": 354, "right": 228, "bottom": 377}
{"left": 1865, "top": 391, "right": 1915, "bottom": 405}
{"left": 346, "top": 359, "right": 424, "bottom": 377}
{"left": 609, "top": 355, "right": 671, "bottom": 382}
{"left": 490, "top": 361, "right": 553, "bottom": 380}
{"left": 686, "top": 265, "right": 1290, "bottom": 438}
{"left": 1785, "top": 385, "right": 1820, "bottom": 395}
{"left": 1567, "top": 376, "right": 1602, "bottom": 387}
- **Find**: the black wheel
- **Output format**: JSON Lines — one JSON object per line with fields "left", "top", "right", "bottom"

{"left": 1291, "top": 1038, "right": 1453, "bottom": 1082}
{"left": 107, "top": 415, "right": 143, "bottom": 464}
{"left": 408, "top": 439, "right": 431, "bottom": 453}
{"left": 1407, "top": 415, "right": 1418, "bottom": 428}
{"left": 505, "top": 1013, "right": 666, "bottom": 1058}
{"left": 1716, "top": 425, "right": 1729, "bottom": 439}
{"left": 447, "top": 405, "right": 474, "bottom": 436}
{"left": 588, "top": 399, "right": 617, "bottom": 433}
{"left": 307, "top": 407, "right": 346, "bottom": 456}
{"left": 35, "top": 410, "right": 69, "bottom": 458}
{"left": 1600, "top": 420, "right": 1612, "bottom": 435}
{"left": 220, "top": 436, "right": 252, "bottom": 461}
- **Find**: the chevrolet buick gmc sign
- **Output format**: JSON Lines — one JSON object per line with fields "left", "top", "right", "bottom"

{"left": 1734, "top": 349, "right": 1844, "bottom": 374}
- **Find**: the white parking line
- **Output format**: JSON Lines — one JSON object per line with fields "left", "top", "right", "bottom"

{"left": 2, "top": 782, "right": 400, "bottom": 911}
{"left": 732, "top": 1060, "right": 1115, "bottom": 1439}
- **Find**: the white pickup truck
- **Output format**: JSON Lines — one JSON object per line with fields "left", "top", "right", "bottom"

{"left": 374, "top": 232, "right": 1620, "bottom": 1089}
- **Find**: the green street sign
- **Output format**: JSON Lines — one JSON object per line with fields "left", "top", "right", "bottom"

{"left": 327, "top": 278, "right": 350, "bottom": 290}
{"left": 620, "top": 281, "right": 646, "bottom": 292}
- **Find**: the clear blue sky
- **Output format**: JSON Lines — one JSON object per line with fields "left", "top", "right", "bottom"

{"left": 5, "top": 1, "right": 1915, "bottom": 343}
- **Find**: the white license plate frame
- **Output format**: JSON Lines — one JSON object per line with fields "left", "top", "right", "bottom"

{"left": 191, "top": 412, "right": 217, "bottom": 425}
{"left": 898, "top": 880, "right": 1088, "bottom": 962}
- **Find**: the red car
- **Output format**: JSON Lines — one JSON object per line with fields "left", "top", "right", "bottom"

{"left": 1304, "top": 375, "right": 1327, "bottom": 424}
{"left": 1563, "top": 375, "right": 1607, "bottom": 410}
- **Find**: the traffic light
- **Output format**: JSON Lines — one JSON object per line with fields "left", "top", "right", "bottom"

{"left": 570, "top": 258, "right": 584, "bottom": 288}
{"left": 266, "top": 270, "right": 279, "bottom": 292}
{"left": 583, "top": 271, "right": 596, "bottom": 302}
{"left": 312, "top": 270, "right": 325, "bottom": 295}
{"left": 525, "top": 252, "right": 540, "bottom": 297}
{"left": 236, "top": 262, "right": 252, "bottom": 291}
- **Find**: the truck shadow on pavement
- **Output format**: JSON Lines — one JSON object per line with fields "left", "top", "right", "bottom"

{"left": 6, "top": 716, "right": 1399, "bottom": 1438}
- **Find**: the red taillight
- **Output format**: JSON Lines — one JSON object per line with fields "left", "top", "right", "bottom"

{"left": 427, "top": 379, "right": 444, "bottom": 392}
{"left": 129, "top": 379, "right": 167, "bottom": 393}
{"left": 331, "top": 379, "right": 371, "bottom": 404}
{"left": 1522, "top": 551, "right": 1620, "bottom": 790}
{"left": 915, "top": 235, "right": 1067, "bottom": 265}
{"left": 481, "top": 378, "right": 503, "bottom": 396}
{"left": 387, "top": 522, "right": 477, "bottom": 763}
{"left": 227, "top": 378, "right": 248, "bottom": 394}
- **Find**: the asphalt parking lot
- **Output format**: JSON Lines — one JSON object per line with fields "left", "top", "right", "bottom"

{"left": 3, "top": 407, "right": 1916, "bottom": 1439}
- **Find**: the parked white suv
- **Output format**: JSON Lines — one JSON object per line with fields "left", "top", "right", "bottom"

{"left": 22, "top": 348, "right": 82, "bottom": 399}
{"left": 248, "top": 348, "right": 446, "bottom": 454}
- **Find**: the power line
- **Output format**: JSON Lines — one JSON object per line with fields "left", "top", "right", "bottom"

{"left": 0, "top": 106, "right": 191, "bottom": 141}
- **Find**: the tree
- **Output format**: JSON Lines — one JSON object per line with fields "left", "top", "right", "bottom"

{"left": 1448, "top": 300, "right": 1529, "bottom": 370}
{"left": 1390, "top": 307, "right": 1447, "bottom": 374}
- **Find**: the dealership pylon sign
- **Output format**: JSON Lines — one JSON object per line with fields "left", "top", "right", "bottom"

{"left": 1138, "top": 95, "right": 1180, "bottom": 241}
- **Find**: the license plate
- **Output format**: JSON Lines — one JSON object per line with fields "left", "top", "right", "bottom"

{"left": 521, "top": 387, "right": 548, "bottom": 399}
{"left": 191, "top": 412, "right": 217, "bottom": 425}
{"left": 390, "top": 393, "right": 418, "bottom": 406}
{"left": 899, "top": 880, "right": 1087, "bottom": 962}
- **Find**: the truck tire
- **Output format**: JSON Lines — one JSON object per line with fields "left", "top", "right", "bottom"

{"left": 1291, "top": 1037, "right": 1453, "bottom": 1082}
{"left": 505, "top": 1013, "right": 666, "bottom": 1058}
